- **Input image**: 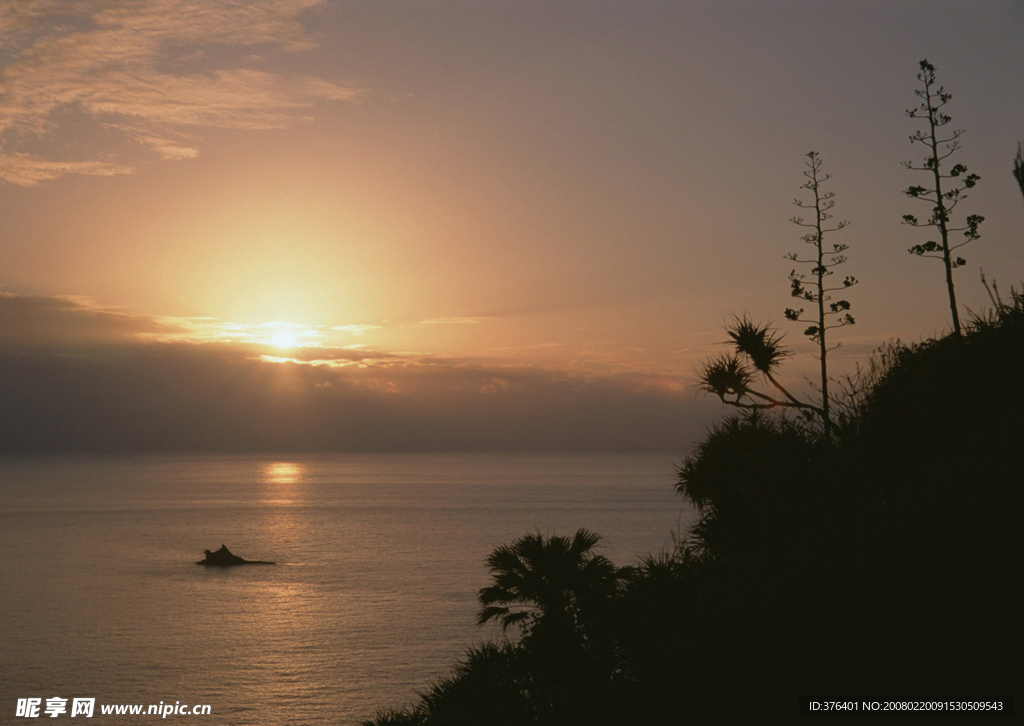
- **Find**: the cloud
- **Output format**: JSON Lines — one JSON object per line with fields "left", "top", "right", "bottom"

{"left": 0, "top": 0, "right": 363, "bottom": 184}
{"left": 419, "top": 316, "right": 492, "bottom": 326}
{"left": 0, "top": 293, "right": 719, "bottom": 452}
{"left": 0, "top": 292, "right": 187, "bottom": 347}
{"left": 479, "top": 377, "right": 510, "bottom": 394}
{"left": 0, "top": 152, "right": 134, "bottom": 185}
{"left": 332, "top": 324, "right": 382, "bottom": 336}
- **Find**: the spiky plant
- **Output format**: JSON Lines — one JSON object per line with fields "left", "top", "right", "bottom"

{"left": 699, "top": 353, "right": 754, "bottom": 403}
{"left": 725, "top": 316, "right": 789, "bottom": 373}
{"left": 697, "top": 317, "right": 822, "bottom": 419}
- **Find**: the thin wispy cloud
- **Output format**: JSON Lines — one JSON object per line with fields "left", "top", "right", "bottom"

{"left": 332, "top": 324, "right": 382, "bottom": 336}
{"left": 0, "top": 152, "right": 134, "bottom": 185}
{"left": 487, "top": 342, "right": 565, "bottom": 352}
{"left": 0, "top": 0, "right": 362, "bottom": 185}
{"left": 419, "top": 316, "right": 492, "bottom": 326}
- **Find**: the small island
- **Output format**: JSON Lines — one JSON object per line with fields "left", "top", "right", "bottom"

{"left": 196, "top": 544, "right": 275, "bottom": 567}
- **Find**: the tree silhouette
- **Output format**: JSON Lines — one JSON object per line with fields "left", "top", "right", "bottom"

{"left": 476, "top": 528, "right": 629, "bottom": 637}
{"left": 902, "top": 59, "right": 983, "bottom": 337}
{"left": 698, "top": 316, "right": 823, "bottom": 419}
{"left": 476, "top": 529, "right": 632, "bottom": 723}
{"left": 784, "top": 151, "right": 856, "bottom": 440}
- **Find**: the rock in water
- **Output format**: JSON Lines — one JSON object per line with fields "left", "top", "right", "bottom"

{"left": 197, "top": 544, "right": 275, "bottom": 566}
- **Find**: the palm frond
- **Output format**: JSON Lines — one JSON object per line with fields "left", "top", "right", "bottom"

{"left": 726, "top": 316, "right": 789, "bottom": 372}
{"left": 699, "top": 353, "right": 753, "bottom": 400}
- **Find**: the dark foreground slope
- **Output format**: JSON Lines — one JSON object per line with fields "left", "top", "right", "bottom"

{"left": 365, "top": 302, "right": 1023, "bottom": 725}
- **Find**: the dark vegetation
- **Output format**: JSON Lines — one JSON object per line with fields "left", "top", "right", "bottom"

{"left": 363, "top": 61, "right": 1023, "bottom": 724}
{"left": 365, "top": 297, "right": 1023, "bottom": 724}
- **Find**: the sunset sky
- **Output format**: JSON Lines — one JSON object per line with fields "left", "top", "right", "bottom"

{"left": 1, "top": 0, "right": 1022, "bottom": 452}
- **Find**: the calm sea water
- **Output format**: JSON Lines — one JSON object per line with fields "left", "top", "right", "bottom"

{"left": 0, "top": 453, "right": 696, "bottom": 725}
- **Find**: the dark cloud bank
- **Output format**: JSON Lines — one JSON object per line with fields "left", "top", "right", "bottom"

{"left": 0, "top": 294, "right": 718, "bottom": 453}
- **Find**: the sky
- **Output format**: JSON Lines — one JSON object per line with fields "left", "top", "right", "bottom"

{"left": 0, "top": 0, "right": 1022, "bottom": 452}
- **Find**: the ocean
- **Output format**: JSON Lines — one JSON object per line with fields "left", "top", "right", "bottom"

{"left": 0, "top": 453, "right": 697, "bottom": 725}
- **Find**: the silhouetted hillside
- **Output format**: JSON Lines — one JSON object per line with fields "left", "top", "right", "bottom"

{"left": 365, "top": 299, "right": 1023, "bottom": 724}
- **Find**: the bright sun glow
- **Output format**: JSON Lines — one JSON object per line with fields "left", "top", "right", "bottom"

{"left": 270, "top": 329, "right": 300, "bottom": 349}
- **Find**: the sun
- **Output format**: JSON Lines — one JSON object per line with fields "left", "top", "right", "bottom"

{"left": 269, "top": 329, "right": 300, "bottom": 349}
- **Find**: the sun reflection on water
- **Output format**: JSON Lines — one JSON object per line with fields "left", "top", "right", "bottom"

{"left": 263, "top": 461, "right": 306, "bottom": 485}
